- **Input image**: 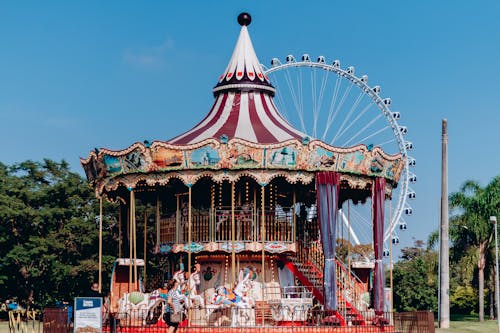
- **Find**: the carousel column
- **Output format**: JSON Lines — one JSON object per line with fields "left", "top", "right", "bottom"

{"left": 118, "top": 202, "right": 123, "bottom": 258}
{"left": 188, "top": 186, "right": 192, "bottom": 278}
{"left": 231, "top": 182, "right": 236, "bottom": 285}
{"left": 143, "top": 209, "right": 147, "bottom": 286}
{"left": 316, "top": 171, "right": 340, "bottom": 312}
{"left": 156, "top": 194, "right": 160, "bottom": 252}
{"left": 260, "top": 184, "right": 266, "bottom": 325}
{"left": 175, "top": 194, "right": 180, "bottom": 243}
{"left": 372, "top": 177, "right": 386, "bottom": 316}
{"left": 292, "top": 188, "right": 297, "bottom": 241}
{"left": 128, "top": 189, "right": 135, "bottom": 292}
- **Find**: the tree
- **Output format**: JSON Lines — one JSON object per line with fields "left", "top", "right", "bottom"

{"left": 0, "top": 160, "right": 118, "bottom": 308}
{"left": 392, "top": 240, "right": 438, "bottom": 312}
{"left": 449, "top": 176, "right": 500, "bottom": 321}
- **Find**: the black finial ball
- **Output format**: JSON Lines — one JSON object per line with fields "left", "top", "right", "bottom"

{"left": 237, "top": 13, "right": 252, "bottom": 26}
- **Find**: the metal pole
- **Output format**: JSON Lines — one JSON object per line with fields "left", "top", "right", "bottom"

{"left": 231, "top": 182, "right": 236, "bottom": 285}
{"left": 491, "top": 216, "right": 499, "bottom": 333}
{"left": 156, "top": 195, "right": 160, "bottom": 250}
{"left": 188, "top": 187, "right": 192, "bottom": 279}
{"left": 439, "top": 119, "right": 450, "bottom": 328}
{"left": 99, "top": 196, "right": 103, "bottom": 293}
{"left": 143, "top": 210, "right": 147, "bottom": 285}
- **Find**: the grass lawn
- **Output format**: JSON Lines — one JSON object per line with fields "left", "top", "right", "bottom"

{"left": 435, "top": 314, "right": 499, "bottom": 333}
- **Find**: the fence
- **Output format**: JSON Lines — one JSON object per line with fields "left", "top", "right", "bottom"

{"left": 42, "top": 308, "right": 70, "bottom": 333}
{"left": 23, "top": 308, "right": 435, "bottom": 333}
{"left": 7, "top": 310, "right": 40, "bottom": 333}
{"left": 394, "top": 311, "right": 435, "bottom": 333}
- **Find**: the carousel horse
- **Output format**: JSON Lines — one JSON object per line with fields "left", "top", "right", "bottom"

{"left": 187, "top": 269, "right": 205, "bottom": 307}
{"left": 145, "top": 290, "right": 166, "bottom": 324}
{"left": 117, "top": 291, "right": 152, "bottom": 325}
{"left": 116, "top": 290, "right": 167, "bottom": 325}
{"left": 206, "top": 268, "right": 256, "bottom": 326}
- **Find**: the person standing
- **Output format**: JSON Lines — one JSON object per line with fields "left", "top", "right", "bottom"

{"left": 88, "top": 282, "right": 103, "bottom": 298}
{"left": 164, "top": 279, "right": 183, "bottom": 333}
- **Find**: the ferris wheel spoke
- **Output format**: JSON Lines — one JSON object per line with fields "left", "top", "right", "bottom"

{"left": 265, "top": 57, "right": 412, "bottom": 244}
{"left": 335, "top": 102, "right": 374, "bottom": 141}
{"left": 377, "top": 138, "right": 397, "bottom": 149}
{"left": 347, "top": 124, "right": 390, "bottom": 147}
{"left": 340, "top": 113, "right": 384, "bottom": 146}
{"left": 330, "top": 92, "right": 364, "bottom": 145}
{"left": 329, "top": 83, "right": 354, "bottom": 143}
{"left": 283, "top": 67, "right": 305, "bottom": 132}
{"left": 321, "top": 75, "right": 343, "bottom": 141}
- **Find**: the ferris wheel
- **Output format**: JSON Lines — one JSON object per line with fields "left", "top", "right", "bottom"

{"left": 263, "top": 54, "right": 416, "bottom": 250}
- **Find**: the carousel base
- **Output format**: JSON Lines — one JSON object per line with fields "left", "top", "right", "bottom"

{"left": 104, "top": 326, "right": 397, "bottom": 333}
{"left": 103, "top": 320, "right": 397, "bottom": 333}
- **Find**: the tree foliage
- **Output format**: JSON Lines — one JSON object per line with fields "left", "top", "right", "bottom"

{"left": 392, "top": 241, "right": 438, "bottom": 312}
{"left": 449, "top": 176, "right": 500, "bottom": 321}
{"left": 0, "top": 160, "right": 118, "bottom": 308}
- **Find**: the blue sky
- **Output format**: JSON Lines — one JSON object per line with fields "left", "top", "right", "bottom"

{"left": 1, "top": 1, "right": 499, "bottom": 253}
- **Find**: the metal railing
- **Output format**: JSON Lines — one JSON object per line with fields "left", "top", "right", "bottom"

{"left": 101, "top": 308, "right": 399, "bottom": 332}
{"left": 36, "top": 307, "right": 435, "bottom": 333}
{"left": 295, "top": 240, "right": 369, "bottom": 324}
{"left": 160, "top": 207, "right": 296, "bottom": 244}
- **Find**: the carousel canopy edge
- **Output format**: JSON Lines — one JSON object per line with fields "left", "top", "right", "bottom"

{"left": 80, "top": 138, "right": 405, "bottom": 189}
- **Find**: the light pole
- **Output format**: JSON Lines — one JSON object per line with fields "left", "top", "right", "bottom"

{"left": 491, "top": 215, "right": 499, "bottom": 333}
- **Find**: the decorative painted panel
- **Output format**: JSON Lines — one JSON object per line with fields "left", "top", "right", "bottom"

{"left": 188, "top": 145, "right": 221, "bottom": 168}
{"left": 151, "top": 147, "right": 184, "bottom": 169}
{"left": 267, "top": 146, "right": 298, "bottom": 168}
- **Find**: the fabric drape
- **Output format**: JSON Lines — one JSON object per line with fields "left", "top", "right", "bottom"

{"left": 316, "top": 171, "right": 340, "bottom": 311}
{"left": 372, "top": 177, "right": 386, "bottom": 315}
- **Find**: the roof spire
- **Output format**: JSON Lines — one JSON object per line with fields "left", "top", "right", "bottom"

{"left": 237, "top": 12, "right": 251, "bottom": 26}
{"left": 212, "top": 12, "right": 275, "bottom": 96}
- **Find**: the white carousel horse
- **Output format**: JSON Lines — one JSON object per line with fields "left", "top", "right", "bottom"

{"left": 117, "top": 292, "right": 153, "bottom": 324}
{"left": 205, "top": 268, "right": 256, "bottom": 326}
{"left": 187, "top": 270, "right": 205, "bottom": 308}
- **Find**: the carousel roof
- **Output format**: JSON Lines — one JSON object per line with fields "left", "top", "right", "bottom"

{"left": 168, "top": 13, "right": 305, "bottom": 145}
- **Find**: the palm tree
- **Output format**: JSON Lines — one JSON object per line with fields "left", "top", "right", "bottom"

{"left": 449, "top": 176, "right": 499, "bottom": 321}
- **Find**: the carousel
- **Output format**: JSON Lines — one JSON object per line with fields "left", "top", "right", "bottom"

{"left": 81, "top": 13, "right": 408, "bottom": 332}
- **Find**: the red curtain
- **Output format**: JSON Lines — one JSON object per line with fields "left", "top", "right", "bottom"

{"left": 316, "top": 171, "right": 340, "bottom": 311}
{"left": 372, "top": 177, "right": 386, "bottom": 315}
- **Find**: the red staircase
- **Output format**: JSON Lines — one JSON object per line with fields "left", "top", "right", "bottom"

{"left": 285, "top": 241, "right": 369, "bottom": 326}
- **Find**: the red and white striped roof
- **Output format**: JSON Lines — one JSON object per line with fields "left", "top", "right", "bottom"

{"left": 168, "top": 13, "right": 305, "bottom": 145}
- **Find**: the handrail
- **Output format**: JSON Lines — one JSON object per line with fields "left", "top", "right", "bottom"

{"left": 295, "top": 240, "right": 369, "bottom": 324}
{"left": 159, "top": 206, "right": 296, "bottom": 244}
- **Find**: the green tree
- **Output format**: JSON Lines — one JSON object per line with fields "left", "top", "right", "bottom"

{"left": 449, "top": 176, "right": 500, "bottom": 321}
{"left": 0, "top": 160, "right": 118, "bottom": 308}
{"left": 392, "top": 240, "right": 438, "bottom": 312}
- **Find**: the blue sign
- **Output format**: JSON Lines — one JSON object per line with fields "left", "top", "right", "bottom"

{"left": 74, "top": 297, "right": 102, "bottom": 333}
